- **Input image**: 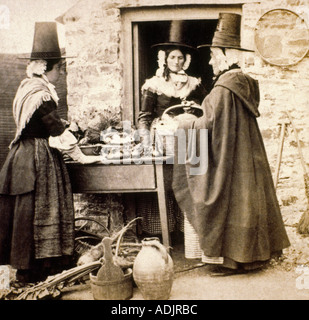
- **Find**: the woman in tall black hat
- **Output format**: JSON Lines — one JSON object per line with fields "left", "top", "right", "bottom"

{"left": 138, "top": 20, "right": 206, "bottom": 131}
{"left": 137, "top": 20, "right": 207, "bottom": 239}
{"left": 0, "top": 22, "right": 100, "bottom": 284}
{"left": 173, "top": 13, "right": 290, "bottom": 275}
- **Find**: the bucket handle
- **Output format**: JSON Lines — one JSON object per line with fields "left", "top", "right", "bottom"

{"left": 161, "top": 104, "right": 203, "bottom": 119}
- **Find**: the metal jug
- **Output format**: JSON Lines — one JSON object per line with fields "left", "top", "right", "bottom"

{"left": 152, "top": 103, "right": 203, "bottom": 156}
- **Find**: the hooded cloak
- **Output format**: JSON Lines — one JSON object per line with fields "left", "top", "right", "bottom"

{"left": 173, "top": 69, "right": 290, "bottom": 264}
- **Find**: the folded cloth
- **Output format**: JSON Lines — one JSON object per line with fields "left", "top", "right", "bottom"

{"left": 49, "top": 129, "right": 102, "bottom": 164}
{"left": 49, "top": 128, "right": 78, "bottom": 151}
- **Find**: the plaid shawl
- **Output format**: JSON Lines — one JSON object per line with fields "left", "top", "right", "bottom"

{"left": 8, "top": 75, "right": 74, "bottom": 259}
{"left": 10, "top": 75, "right": 59, "bottom": 148}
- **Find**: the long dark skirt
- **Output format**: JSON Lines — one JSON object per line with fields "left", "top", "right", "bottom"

{"left": 0, "top": 192, "right": 35, "bottom": 269}
{"left": 0, "top": 193, "right": 73, "bottom": 279}
{"left": 0, "top": 138, "right": 75, "bottom": 281}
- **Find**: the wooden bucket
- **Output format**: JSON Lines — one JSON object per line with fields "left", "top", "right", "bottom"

{"left": 90, "top": 268, "right": 133, "bottom": 300}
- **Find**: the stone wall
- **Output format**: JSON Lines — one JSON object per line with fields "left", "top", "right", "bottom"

{"left": 62, "top": 0, "right": 123, "bottom": 132}
{"left": 61, "top": 1, "right": 126, "bottom": 231}
{"left": 60, "top": 0, "right": 309, "bottom": 233}
{"left": 242, "top": 0, "right": 309, "bottom": 226}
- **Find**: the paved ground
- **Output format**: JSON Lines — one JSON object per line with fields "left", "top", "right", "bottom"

{"left": 60, "top": 243, "right": 309, "bottom": 300}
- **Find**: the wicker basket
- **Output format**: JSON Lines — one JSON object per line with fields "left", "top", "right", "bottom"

{"left": 134, "top": 275, "right": 173, "bottom": 300}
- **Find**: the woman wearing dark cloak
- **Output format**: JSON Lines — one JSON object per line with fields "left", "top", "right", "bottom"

{"left": 172, "top": 13, "right": 290, "bottom": 275}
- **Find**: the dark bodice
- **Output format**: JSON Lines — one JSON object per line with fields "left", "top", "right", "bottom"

{"left": 138, "top": 78, "right": 207, "bottom": 130}
{"left": 142, "top": 92, "right": 184, "bottom": 118}
{"left": 21, "top": 100, "right": 65, "bottom": 139}
{"left": 0, "top": 99, "right": 66, "bottom": 195}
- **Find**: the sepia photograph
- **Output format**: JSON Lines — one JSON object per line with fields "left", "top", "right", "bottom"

{"left": 0, "top": 0, "right": 309, "bottom": 304}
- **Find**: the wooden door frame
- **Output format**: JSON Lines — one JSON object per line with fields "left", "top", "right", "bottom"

{"left": 120, "top": 5, "right": 243, "bottom": 125}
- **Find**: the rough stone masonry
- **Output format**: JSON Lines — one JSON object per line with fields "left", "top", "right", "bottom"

{"left": 60, "top": 0, "right": 309, "bottom": 236}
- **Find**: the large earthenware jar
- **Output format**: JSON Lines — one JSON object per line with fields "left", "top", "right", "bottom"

{"left": 133, "top": 237, "right": 174, "bottom": 300}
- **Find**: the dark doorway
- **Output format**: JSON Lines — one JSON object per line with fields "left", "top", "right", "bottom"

{"left": 132, "top": 19, "right": 217, "bottom": 122}
{"left": 134, "top": 19, "right": 217, "bottom": 110}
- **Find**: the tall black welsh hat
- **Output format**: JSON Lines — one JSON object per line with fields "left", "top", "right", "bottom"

{"left": 20, "top": 22, "right": 70, "bottom": 59}
{"left": 198, "top": 13, "right": 254, "bottom": 52}
{"left": 151, "top": 20, "right": 196, "bottom": 53}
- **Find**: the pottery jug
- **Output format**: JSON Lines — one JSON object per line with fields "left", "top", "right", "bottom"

{"left": 133, "top": 237, "right": 174, "bottom": 300}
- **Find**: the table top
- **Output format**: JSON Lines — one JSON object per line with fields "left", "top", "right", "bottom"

{"left": 66, "top": 156, "right": 173, "bottom": 192}
{"left": 65, "top": 155, "right": 174, "bottom": 166}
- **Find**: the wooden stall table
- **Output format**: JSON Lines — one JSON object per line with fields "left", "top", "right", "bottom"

{"left": 66, "top": 157, "right": 174, "bottom": 251}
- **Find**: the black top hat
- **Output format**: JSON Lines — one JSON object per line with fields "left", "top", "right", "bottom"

{"left": 198, "top": 13, "right": 254, "bottom": 52}
{"left": 20, "top": 22, "right": 70, "bottom": 59}
{"left": 151, "top": 20, "right": 196, "bottom": 53}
